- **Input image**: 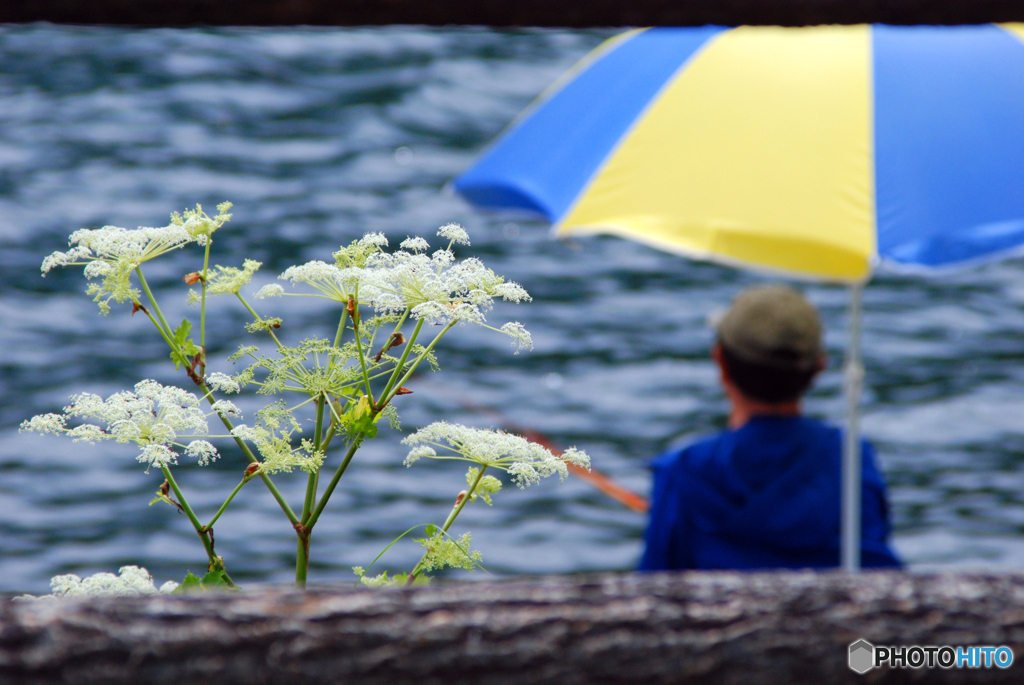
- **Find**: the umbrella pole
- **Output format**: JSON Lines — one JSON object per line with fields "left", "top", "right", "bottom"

{"left": 841, "top": 284, "right": 864, "bottom": 573}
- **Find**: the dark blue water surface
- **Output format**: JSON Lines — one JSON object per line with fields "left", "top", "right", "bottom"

{"left": 4, "top": 25, "right": 1024, "bottom": 593}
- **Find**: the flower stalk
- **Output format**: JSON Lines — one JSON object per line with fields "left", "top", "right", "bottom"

{"left": 26, "top": 208, "right": 561, "bottom": 589}
{"left": 406, "top": 465, "right": 487, "bottom": 584}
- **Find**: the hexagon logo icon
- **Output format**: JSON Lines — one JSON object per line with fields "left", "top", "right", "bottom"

{"left": 849, "top": 639, "right": 875, "bottom": 674}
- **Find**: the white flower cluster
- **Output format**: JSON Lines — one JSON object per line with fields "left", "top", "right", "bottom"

{"left": 276, "top": 227, "right": 533, "bottom": 349}
{"left": 402, "top": 421, "right": 590, "bottom": 488}
{"left": 20, "top": 380, "right": 218, "bottom": 471}
{"left": 254, "top": 284, "right": 284, "bottom": 299}
{"left": 416, "top": 531, "right": 482, "bottom": 572}
{"left": 16, "top": 566, "right": 178, "bottom": 600}
{"left": 279, "top": 260, "right": 363, "bottom": 303}
{"left": 204, "top": 259, "right": 261, "bottom": 297}
{"left": 498, "top": 322, "right": 533, "bottom": 354}
{"left": 438, "top": 222, "right": 470, "bottom": 246}
{"left": 205, "top": 372, "right": 240, "bottom": 394}
{"left": 210, "top": 400, "right": 241, "bottom": 418}
{"left": 40, "top": 203, "right": 232, "bottom": 314}
{"left": 229, "top": 424, "right": 324, "bottom": 475}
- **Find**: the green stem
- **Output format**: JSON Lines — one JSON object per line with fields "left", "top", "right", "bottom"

{"left": 380, "top": 316, "right": 422, "bottom": 402}
{"left": 200, "top": 238, "right": 211, "bottom": 347}
{"left": 296, "top": 389, "right": 331, "bottom": 587}
{"left": 135, "top": 267, "right": 173, "bottom": 338}
{"left": 332, "top": 307, "right": 349, "bottom": 352}
{"left": 160, "top": 465, "right": 235, "bottom": 586}
{"left": 295, "top": 535, "right": 309, "bottom": 587}
{"left": 352, "top": 303, "right": 375, "bottom": 406}
{"left": 139, "top": 305, "right": 192, "bottom": 368}
{"left": 236, "top": 293, "right": 284, "bottom": 349}
{"left": 305, "top": 437, "right": 362, "bottom": 531}
{"left": 201, "top": 393, "right": 299, "bottom": 526}
{"left": 407, "top": 465, "right": 486, "bottom": 584}
{"left": 320, "top": 424, "right": 337, "bottom": 453}
{"left": 302, "top": 394, "right": 326, "bottom": 524}
{"left": 205, "top": 473, "right": 253, "bottom": 531}
{"left": 384, "top": 320, "right": 454, "bottom": 406}
{"left": 136, "top": 265, "right": 295, "bottom": 573}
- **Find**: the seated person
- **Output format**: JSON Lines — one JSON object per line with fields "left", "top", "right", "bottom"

{"left": 639, "top": 285, "right": 901, "bottom": 570}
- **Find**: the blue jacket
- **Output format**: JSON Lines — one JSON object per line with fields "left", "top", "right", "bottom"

{"left": 639, "top": 415, "right": 901, "bottom": 571}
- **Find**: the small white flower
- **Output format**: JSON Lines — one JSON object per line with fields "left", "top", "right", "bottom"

{"left": 560, "top": 447, "right": 591, "bottom": 470}
{"left": 401, "top": 421, "right": 590, "bottom": 488}
{"left": 399, "top": 236, "right": 430, "bottom": 252}
{"left": 204, "top": 259, "right": 261, "bottom": 297}
{"left": 279, "top": 261, "right": 364, "bottom": 303}
{"left": 230, "top": 423, "right": 323, "bottom": 475}
{"left": 20, "top": 413, "right": 66, "bottom": 435}
{"left": 41, "top": 246, "right": 92, "bottom": 275}
{"left": 138, "top": 444, "right": 177, "bottom": 470}
{"left": 184, "top": 439, "right": 220, "bottom": 466}
{"left": 205, "top": 372, "right": 240, "bottom": 394}
{"left": 210, "top": 400, "right": 241, "bottom": 418}
{"left": 44, "top": 566, "right": 166, "bottom": 598}
{"left": 437, "top": 223, "right": 470, "bottom": 246}
{"left": 67, "top": 424, "right": 109, "bottom": 444}
{"left": 499, "top": 322, "right": 533, "bottom": 353}
{"left": 25, "top": 380, "right": 215, "bottom": 472}
{"left": 41, "top": 203, "right": 232, "bottom": 313}
{"left": 494, "top": 282, "right": 532, "bottom": 303}
{"left": 360, "top": 232, "right": 389, "bottom": 248}
{"left": 507, "top": 462, "right": 541, "bottom": 488}
{"left": 82, "top": 260, "right": 112, "bottom": 278}
{"left": 230, "top": 424, "right": 260, "bottom": 442}
{"left": 404, "top": 445, "right": 436, "bottom": 467}
{"left": 253, "top": 284, "right": 284, "bottom": 299}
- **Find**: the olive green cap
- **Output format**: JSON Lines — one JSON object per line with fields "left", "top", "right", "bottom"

{"left": 716, "top": 285, "right": 822, "bottom": 371}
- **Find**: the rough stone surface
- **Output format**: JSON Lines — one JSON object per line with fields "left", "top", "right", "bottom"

{"left": 2, "top": 571, "right": 1024, "bottom": 684}
{"left": 3, "top": 1, "right": 1024, "bottom": 27}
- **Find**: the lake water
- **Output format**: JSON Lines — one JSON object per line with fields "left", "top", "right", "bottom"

{"left": 3, "top": 25, "right": 1024, "bottom": 593}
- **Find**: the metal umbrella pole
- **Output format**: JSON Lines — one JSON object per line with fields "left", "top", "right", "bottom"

{"left": 841, "top": 284, "right": 865, "bottom": 573}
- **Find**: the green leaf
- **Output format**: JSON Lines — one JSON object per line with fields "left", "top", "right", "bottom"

{"left": 174, "top": 571, "right": 202, "bottom": 593}
{"left": 172, "top": 318, "right": 192, "bottom": 347}
{"left": 173, "top": 569, "right": 237, "bottom": 593}
{"left": 201, "top": 569, "right": 233, "bottom": 588}
{"left": 344, "top": 395, "right": 380, "bottom": 438}
{"left": 181, "top": 339, "right": 200, "bottom": 358}
{"left": 424, "top": 523, "right": 438, "bottom": 537}
{"left": 169, "top": 319, "right": 202, "bottom": 369}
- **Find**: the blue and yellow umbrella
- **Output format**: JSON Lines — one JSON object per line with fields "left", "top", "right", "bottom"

{"left": 455, "top": 24, "right": 1024, "bottom": 283}
{"left": 454, "top": 24, "right": 1024, "bottom": 571}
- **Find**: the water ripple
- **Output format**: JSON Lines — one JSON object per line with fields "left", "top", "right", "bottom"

{"left": 3, "top": 25, "right": 1024, "bottom": 592}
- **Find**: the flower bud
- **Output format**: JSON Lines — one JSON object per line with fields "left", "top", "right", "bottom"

{"left": 374, "top": 333, "right": 407, "bottom": 362}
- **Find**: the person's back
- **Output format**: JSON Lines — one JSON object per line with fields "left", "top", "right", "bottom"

{"left": 640, "top": 285, "right": 901, "bottom": 571}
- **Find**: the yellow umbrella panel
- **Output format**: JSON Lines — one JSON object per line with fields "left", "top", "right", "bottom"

{"left": 558, "top": 26, "right": 876, "bottom": 283}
